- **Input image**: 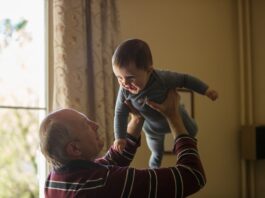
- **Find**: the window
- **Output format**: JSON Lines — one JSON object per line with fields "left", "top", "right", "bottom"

{"left": 0, "top": 0, "right": 46, "bottom": 197}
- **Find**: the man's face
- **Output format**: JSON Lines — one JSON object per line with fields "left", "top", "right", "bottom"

{"left": 76, "top": 113, "right": 104, "bottom": 160}
{"left": 62, "top": 109, "right": 104, "bottom": 160}
{"left": 113, "top": 63, "right": 152, "bottom": 94}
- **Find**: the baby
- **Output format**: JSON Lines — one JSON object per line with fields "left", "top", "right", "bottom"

{"left": 112, "top": 38, "right": 218, "bottom": 168}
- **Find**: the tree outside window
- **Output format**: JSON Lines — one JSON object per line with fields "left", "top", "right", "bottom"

{"left": 0, "top": 1, "right": 46, "bottom": 197}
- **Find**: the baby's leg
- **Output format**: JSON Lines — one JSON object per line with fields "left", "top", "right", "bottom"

{"left": 179, "top": 103, "right": 198, "bottom": 137}
{"left": 145, "top": 133, "right": 165, "bottom": 168}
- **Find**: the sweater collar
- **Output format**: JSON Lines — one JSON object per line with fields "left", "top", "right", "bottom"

{"left": 54, "top": 160, "right": 104, "bottom": 173}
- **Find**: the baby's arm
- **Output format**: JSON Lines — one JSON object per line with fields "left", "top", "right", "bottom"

{"left": 164, "top": 71, "right": 219, "bottom": 101}
{"left": 113, "top": 88, "right": 130, "bottom": 152}
{"left": 114, "top": 100, "right": 144, "bottom": 153}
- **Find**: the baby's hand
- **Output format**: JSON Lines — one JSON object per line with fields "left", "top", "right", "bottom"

{"left": 205, "top": 88, "right": 218, "bottom": 101}
{"left": 113, "top": 138, "right": 126, "bottom": 153}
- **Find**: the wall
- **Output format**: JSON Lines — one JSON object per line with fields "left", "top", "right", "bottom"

{"left": 117, "top": 0, "right": 265, "bottom": 197}
{"left": 251, "top": 1, "right": 265, "bottom": 198}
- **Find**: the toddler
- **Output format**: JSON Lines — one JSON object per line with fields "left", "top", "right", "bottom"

{"left": 112, "top": 38, "right": 218, "bottom": 168}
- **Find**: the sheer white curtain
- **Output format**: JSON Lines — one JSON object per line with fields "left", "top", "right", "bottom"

{"left": 49, "top": 0, "right": 120, "bottom": 149}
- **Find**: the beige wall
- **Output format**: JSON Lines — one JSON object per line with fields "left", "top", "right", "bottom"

{"left": 252, "top": 1, "right": 265, "bottom": 198}
{"left": 117, "top": 0, "right": 265, "bottom": 197}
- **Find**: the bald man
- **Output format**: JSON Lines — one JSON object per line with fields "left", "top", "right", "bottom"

{"left": 39, "top": 90, "right": 206, "bottom": 198}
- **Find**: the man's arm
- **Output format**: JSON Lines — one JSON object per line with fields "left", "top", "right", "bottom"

{"left": 96, "top": 100, "right": 144, "bottom": 166}
{"left": 94, "top": 90, "right": 206, "bottom": 198}
{"left": 138, "top": 89, "right": 206, "bottom": 197}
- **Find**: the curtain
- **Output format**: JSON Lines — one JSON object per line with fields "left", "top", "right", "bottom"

{"left": 50, "top": 0, "right": 120, "bottom": 149}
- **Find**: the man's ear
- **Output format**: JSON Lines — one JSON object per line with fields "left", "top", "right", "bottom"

{"left": 65, "top": 141, "right": 81, "bottom": 157}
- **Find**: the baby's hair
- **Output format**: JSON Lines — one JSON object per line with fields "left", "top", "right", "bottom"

{"left": 112, "top": 38, "right": 153, "bottom": 70}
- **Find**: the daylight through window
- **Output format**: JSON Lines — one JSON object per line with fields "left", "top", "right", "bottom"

{"left": 0, "top": 0, "right": 46, "bottom": 197}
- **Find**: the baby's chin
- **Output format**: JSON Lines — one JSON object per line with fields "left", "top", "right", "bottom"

{"left": 128, "top": 88, "right": 141, "bottom": 95}
{"left": 124, "top": 85, "right": 140, "bottom": 94}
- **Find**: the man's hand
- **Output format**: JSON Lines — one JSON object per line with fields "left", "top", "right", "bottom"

{"left": 124, "top": 100, "right": 144, "bottom": 139}
{"left": 114, "top": 138, "right": 126, "bottom": 153}
{"left": 146, "top": 89, "right": 180, "bottom": 118}
{"left": 205, "top": 88, "right": 218, "bottom": 101}
{"left": 146, "top": 89, "right": 188, "bottom": 139}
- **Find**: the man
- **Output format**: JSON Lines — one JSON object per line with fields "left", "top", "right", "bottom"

{"left": 39, "top": 90, "right": 206, "bottom": 198}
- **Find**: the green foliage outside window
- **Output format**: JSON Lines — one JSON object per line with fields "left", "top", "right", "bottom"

{"left": 0, "top": 109, "right": 40, "bottom": 198}
{"left": 0, "top": 19, "right": 40, "bottom": 198}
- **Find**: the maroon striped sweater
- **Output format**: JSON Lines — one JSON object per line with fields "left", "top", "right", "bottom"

{"left": 45, "top": 135, "right": 206, "bottom": 198}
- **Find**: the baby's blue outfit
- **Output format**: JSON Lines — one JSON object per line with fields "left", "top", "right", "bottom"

{"left": 114, "top": 69, "right": 208, "bottom": 168}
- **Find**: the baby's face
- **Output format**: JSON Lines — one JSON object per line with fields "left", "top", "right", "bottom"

{"left": 113, "top": 63, "right": 152, "bottom": 94}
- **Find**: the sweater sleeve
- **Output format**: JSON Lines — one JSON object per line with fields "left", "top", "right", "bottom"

{"left": 171, "top": 135, "right": 206, "bottom": 197}
{"left": 114, "top": 87, "right": 130, "bottom": 139}
{"left": 104, "top": 135, "right": 206, "bottom": 198}
{"left": 158, "top": 70, "right": 209, "bottom": 95}
{"left": 95, "top": 134, "right": 141, "bottom": 166}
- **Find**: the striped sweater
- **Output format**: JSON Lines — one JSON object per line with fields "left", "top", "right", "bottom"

{"left": 45, "top": 135, "right": 206, "bottom": 198}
